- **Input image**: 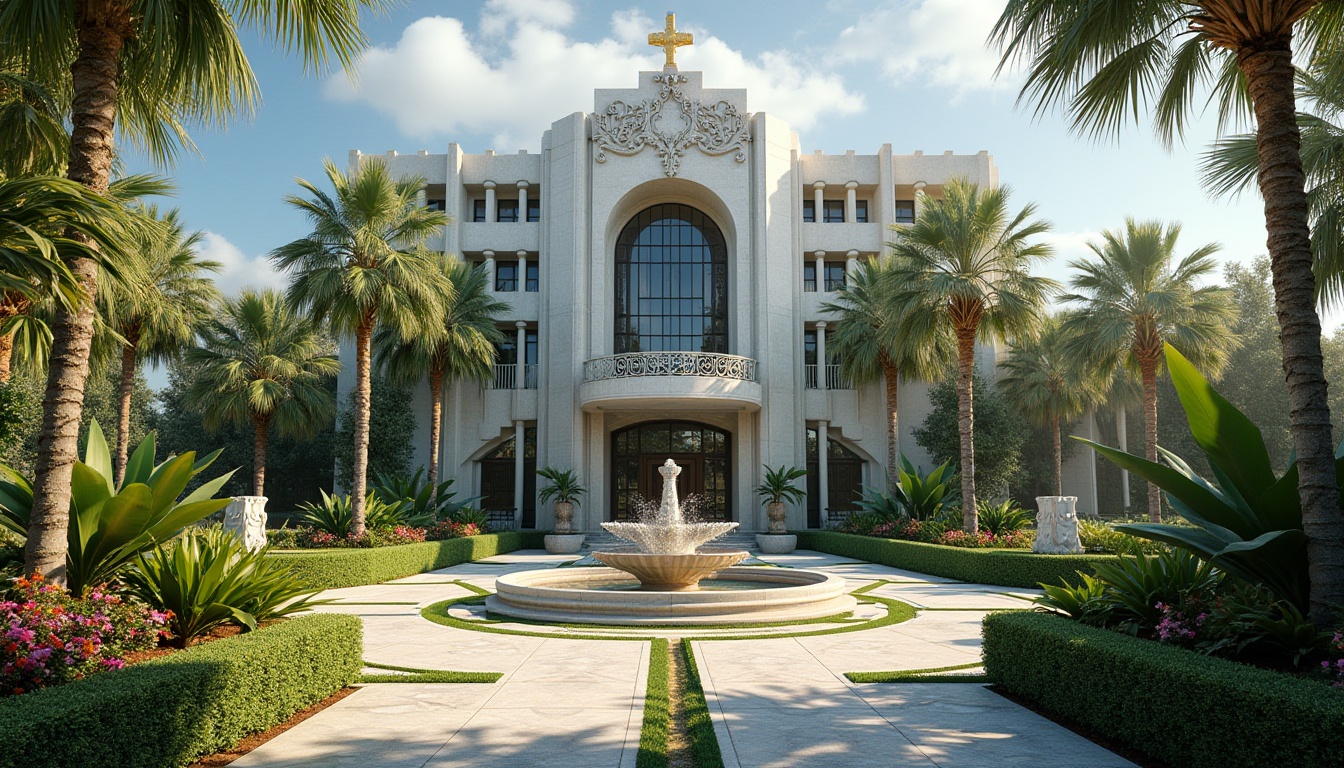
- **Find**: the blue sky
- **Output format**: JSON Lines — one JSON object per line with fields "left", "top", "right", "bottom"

{"left": 128, "top": 0, "right": 1323, "bottom": 381}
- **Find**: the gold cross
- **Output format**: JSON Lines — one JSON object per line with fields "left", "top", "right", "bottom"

{"left": 649, "top": 12, "right": 693, "bottom": 69}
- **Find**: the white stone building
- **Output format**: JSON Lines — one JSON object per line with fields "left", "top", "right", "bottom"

{"left": 338, "top": 31, "right": 1101, "bottom": 532}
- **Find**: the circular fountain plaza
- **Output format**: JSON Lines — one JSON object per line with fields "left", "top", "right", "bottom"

{"left": 486, "top": 459, "right": 856, "bottom": 625}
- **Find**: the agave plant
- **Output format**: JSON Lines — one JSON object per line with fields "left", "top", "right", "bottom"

{"left": 371, "top": 467, "right": 483, "bottom": 522}
{"left": 853, "top": 487, "right": 904, "bottom": 518}
{"left": 0, "top": 423, "right": 235, "bottom": 595}
{"left": 125, "top": 527, "right": 328, "bottom": 647}
{"left": 1076, "top": 345, "right": 1315, "bottom": 612}
{"left": 891, "top": 456, "right": 959, "bottom": 521}
{"left": 976, "top": 499, "right": 1033, "bottom": 536}
{"left": 294, "top": 489, "right": 417, "bottom": 535}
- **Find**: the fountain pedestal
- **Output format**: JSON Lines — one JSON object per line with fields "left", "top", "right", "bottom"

{"left": 592, "top": 550, "right": 747, "bottom": 591}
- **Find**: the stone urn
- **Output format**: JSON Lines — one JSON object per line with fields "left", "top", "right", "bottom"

{"left": 224, "top": 496, "right": 268, "bottom": 552}
{"left": 755, "top": 501, "right": 797, "bottom": 554}
{"left": 1033, "top": 496, "right": 1083, "bottom": 555}
{"left": 544, "top": 500, "right": 586, "bottom": 554}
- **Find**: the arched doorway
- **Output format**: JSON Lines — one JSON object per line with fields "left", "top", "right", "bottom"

{"left": 611, "top": 421, "right": 730, "bottom": 522}
{"left": 614, "top": 204, "right": 729, "bottom": 353}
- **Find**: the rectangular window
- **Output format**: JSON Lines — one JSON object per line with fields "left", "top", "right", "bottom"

{"left": 803, "top": 330, "right": 819, "bottom": 389}
{"left": 497, "top": 199, "right": 519, "bottom": 223}
{"left": 527, "top": 198, "right": 541, "bottom": 222}
{"left": 855, "top": 200, "right": 869, "bottom": 223}
{"left": 822, "top": 199, "right": 845, "bottom": 223}
{"left": 823, "top": 263, "right": 846, "bottom": 292}
{"left": 495, "top": 262, "right": 518, "bottom": 292}
{"left": 525, "top": 262, "right": 539, "bottom": 292}
{"left": 802, "top": 199, "right": 815, "bottom": 223}
{"left": 894, "top": 200, "right": 915, "bottom": 224}
{"left": 803, "top": 263, "right": 817, "bottom": 292}
{"left": 426, "top": 198, "right": 446, "bottom": 212}
{"left": 472, "top": 199, "right": 487, "bottom": 222}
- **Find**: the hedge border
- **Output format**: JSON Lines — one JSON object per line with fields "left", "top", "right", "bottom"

{"left": 0, "top": 613, "right": 362, "bottom": 768}
{"left": 793, "top": 530, "right": 1115, "bottom": 588}
{"left": 982, "top": 611, "right": 1344, "bottom": 768}
{"left": 268, "top": 531, "right": 547, "bottom": 589}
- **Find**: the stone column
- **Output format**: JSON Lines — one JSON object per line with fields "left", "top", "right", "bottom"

{"left": 845, "top": 249, "right": 859, "bottom": 277}
{"left": 517, "top": 180, "right": 529, "bottom": 222}
{"left": 1033, "top": 497, "right": 1083, "bottom": 554}
{"left": 484, "top": 180, "right": 497, "bottom": 222}
{"left": 224, "top": 496, "right": 268, "bottom": 552}
{"left": 483, "top": 251, "right": 496, "bottom": 292}
{"left": 513, "top": 420, "right": 526, "bottom": 530}
{"left": 845, "top": 181, "right": 858, "bottom": 222}
{"left": 812, "top": 181, "right": 825, "bottom": 220}
{"left": 1117, "top": 406, "right": 1131, "bottom": 511}
{"left": 816, "top": 321, "right": 828, "bottom": 390}
{"left": 517, "top": 250, "right": 528, "bottom": 292}
{"left": 817, "top": 421, "right": 830, "bottom": 526}
{"left": 515, "top": 321, "right": 527, "bottom": 389}
{"left": 912, "top": 180, "right": 927, "bottom": 220}
{"left": 814, "top": 251, "right": 825, "bottom": 292}
{"left": 416, "top": 188, "right": 427, "bottom": 209}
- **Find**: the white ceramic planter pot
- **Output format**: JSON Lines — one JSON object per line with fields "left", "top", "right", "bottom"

{"left": 544, "top": 533, "right": 586, "bottom": 555}
{"left": 755, "top": 533, "right": 797, "bottom": 554}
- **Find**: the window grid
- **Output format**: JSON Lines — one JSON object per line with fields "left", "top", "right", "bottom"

{"left": 472, "top": 199, "right": 486, "bottom": 222}
{"left": 855, "top": 200, "right": 869, "bottom": 223}
{"left": 527, "top": 198, "right": 541, "bottom": 222}
{"left": 497, "top": 199, "right": 519, "bottom": 223}
{"left": 495, "top": 263, "right": 518, "bottom": 292}
{"left": 894, "top": 200, "right": 915, "bottom": 224}
{"left": 802, "top": 199, "right": 815, "bottom": 223}
{"left": 822, "top": 200, "right": 845, "bottom": 223}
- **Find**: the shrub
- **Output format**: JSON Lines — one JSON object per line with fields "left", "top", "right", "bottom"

{"left": 936, "top": 528, "right": 1033, "bottom": 549}
{"left": 426, "top": 520, "right": 484, "bottom": 540}
{"left": 124, "top": 528, "right": 328, "bottom": 647}
{"left": 793, "top": 530, "right": 1114, "bottom": 588}
{"left": 0, "top": 613, "right": 360, "bottom": 768}
{"left": 267, "top": 531, "right": 543, "bottom": 589}
{"left": 982, "top": 611, "right": 1344, "bottom": 768}
{"left": 891, "top": 455, "right": 959, "bottom": 520}
{"left": 294, "top": 489, "right": 416, "bottom": 535}
{"left": 371, "top": 467, "right": 482, "bottom": 521}
{"left": 1, "top": 574, "right": 169, "bottom": 697}
{"left": 1076, "top": 518, "right": 1162, "bottom": 555}
{"left": 975, "top": 499, "right": 1032, "bottom": 536}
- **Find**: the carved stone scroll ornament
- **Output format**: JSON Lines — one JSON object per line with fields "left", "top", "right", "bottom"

{"left": 592, "top": 74, "right": 750, "bottom": 177}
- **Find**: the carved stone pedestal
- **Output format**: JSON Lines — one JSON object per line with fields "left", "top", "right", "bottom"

{"left": 224, "top": 496, "right": 268, "bottom": 552}
{"left": 1033, "top": 496, "right": 1083, "bottom": 555}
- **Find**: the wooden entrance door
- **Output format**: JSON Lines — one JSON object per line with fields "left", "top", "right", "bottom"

{"left": 638, "top": 455, "right": 703, "bottom": 514}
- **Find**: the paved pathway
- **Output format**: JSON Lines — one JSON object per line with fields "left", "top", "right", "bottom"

{"left": 232, "top": 549, "right": 1133, "bottom": 767}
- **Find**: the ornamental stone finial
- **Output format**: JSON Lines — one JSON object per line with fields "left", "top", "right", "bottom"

{"left": 649, "top": 12, "right": 693, "bottom": 69}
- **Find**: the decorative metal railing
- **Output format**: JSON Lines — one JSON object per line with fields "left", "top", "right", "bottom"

{"left": 583, "top": 351, "right": 758, "bottom": 383}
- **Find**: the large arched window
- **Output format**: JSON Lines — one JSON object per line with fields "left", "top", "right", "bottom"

{"left": 806, "top": 427, "right": 864, "bottom": 528}
{"left": 614, "top": 204, "right": 728, "bottom": 353}
{"left": 611, "top": 421, "right": 730, "bottom": 522}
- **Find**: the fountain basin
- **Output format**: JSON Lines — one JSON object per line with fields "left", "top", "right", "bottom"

{"left": 591, "top": 549, "right": 748, "bottom": 591}
{"left": 485, "top": 566, "right": 857, "bottom": 626}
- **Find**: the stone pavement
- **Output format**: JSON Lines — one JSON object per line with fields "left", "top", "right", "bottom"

{"left": 231, "top": 549, "right": 1134, "bottom": 767}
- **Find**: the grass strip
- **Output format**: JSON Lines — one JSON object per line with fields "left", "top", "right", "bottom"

{"left": 361, "top": 660, "right": 503, "bottom": 684}
{"left": 680, "top": 640, "right": 726, "bottom": 768}
{"left": 636, "top": 639, "right": 670, "bottom": 768}
{"left": 846, "top": 661, "right": 986, "bottom": 683}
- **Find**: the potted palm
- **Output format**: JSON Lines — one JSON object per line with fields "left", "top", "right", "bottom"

{"left": 538, "top": 466, "right": 587, "bottom": 554}
{"left": 754, "top": 465, "right": 807, "bottom": 554}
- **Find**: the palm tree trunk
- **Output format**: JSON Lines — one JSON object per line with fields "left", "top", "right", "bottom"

{"left": 25, "top": 4, "right": 129, "bottom": 582}
{"left": 428, "top": 365, "right": 444, "bottom": 502}
{"left": 0, "top": 331, "right": 14, "bottom": 384}
{"left": 350, "top": 317, "right": 374, "bottom": 537}
{"left": 880, "top": 356, "right": 901, "bottom": 492}
{"left": 1240, "top": 39, "right": 1344, "bottom": 624}
{"left": 253, "top": 415, "right": 269, "bottom": 497}
{"left": 956, "top": 329, "right": 977, "bottom": 533}
{"left": 1140, "top": 355, "right": 1162, "bottom": 523}
{"left": 113, "top": 334, "right": 138, "bottom": 486}
{"left": 1052, "top": 414, "right": 1062, "bottom": 496}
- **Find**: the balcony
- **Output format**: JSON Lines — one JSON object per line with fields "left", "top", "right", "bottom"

{"left": 489, "top": 363, "right": 538, "bottom": 390}
{"left": 578, "top": 352, "right": 762, "bottom": 412}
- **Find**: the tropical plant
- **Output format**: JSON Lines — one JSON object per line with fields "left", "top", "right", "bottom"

{"left": 0, "top": 422, "right": 234, "bottom": 595}
{"left": 886, "top": 178, "right": 1056, "bottom": 532}
{"left": 186, "top": 289, "right": 338, "bottom": 497}
{"left": 976, "top": 499, "right": 1033, "bottom": 537}
{"left": 852, "top": 488, "right": 903, "bottom": 519}
{"left": 294, "top": 489, "right": 420, "bottom": 536}
{"left": 0, "top": 68, "right": 67, "bottom": 178}
{"left": 102, "top": 206, "right": 220, "bottom": 484}
{"left": 376, "top": 257, "right": 507, "bottom": 495}
{"left": 2, "top": 0, "right": 385, "bottom": 584}
{"left": 822, "top": 256, "right": 951, "bottom": 489}
{"left": 754, "top": 465, "right": 807, "bottom": 506}
{"left": 371, "top": 467, "right": 484, "bottom": 522}
{"left": 914, "top": 374, "right": 1032, "bottom": 503}
{"left": 998, "top": 312, "right": 1107, "bottom": 495}
{"left": 1060, "top": 220, "right": 1238, "bottom": 522}
{"left": 890, "top": 455, "right": 959, "bottom": 521}
{"left": 272, "top": 158, "right": 446, "bottom": 537}
{"left": 537, "top": 467, "right": 587, "bottom": 505}
{"left": 990, "top": 0, "right": 1344, "bottom": 624}
{"left": 1036, "top": 572, "right": 1108, "bottom": 621}
{"left": 1076, "top": 518, "right": 1164, "bottom": 556}
{"left": 1079, "top": 345, "right": 1316, "bottom": 612}
{"left": 1080, "top": 548, "right": 1222, "bottom": 634}
{"left": 124, "top": 527, "right": 328, "bottom": 647}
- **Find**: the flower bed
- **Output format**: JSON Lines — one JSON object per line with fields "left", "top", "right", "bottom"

{"left": 792, "top": 530, "right": 1115, "bottom": 588}
{"left": 267, "top": 530, "right": 547, "bottom": 590}
{"left": 0, "top": 613, "right": 361, "bottom": 768}
{"left": 982, "top": 611, "right": 1344, "bottom": 768}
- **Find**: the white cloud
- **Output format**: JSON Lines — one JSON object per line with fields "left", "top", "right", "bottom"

{"left": 324, "top": 6, "right": 864, "bottom": 149}
{"left": 836, "top": 0, "right": 1013, "bottom": 95}
{"left": 197, "top": 231, "right": 288, "bottom": 298}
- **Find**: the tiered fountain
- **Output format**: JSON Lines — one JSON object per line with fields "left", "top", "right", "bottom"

{"left": 487, "top": 459, "right": 856, "bottom": 626}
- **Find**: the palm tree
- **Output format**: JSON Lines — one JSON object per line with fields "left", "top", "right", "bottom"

{"left": 991, "top": 0, "right": 1344, "bottom": 625}
{"left": 998, "top": 312, "right": 1107, "bottom": 496}
{"left": 0, "top": 68, "right": 67, "bottom": 179}
{"left": 375, "top": 257, "right": 507, "bottom": 496}
{"left": 1061, "top": 220, "right": 1238, "bottom": 523}
{"left": 272, "top": 158, "right": 447, "bottom": 536}
{"left": 186, "top": 289, "right": 338, "bottom": 497}
{"left": 2, "top": 0, "right": 384, "bottom": 581}
{"left": 886, "top": 179, "right": 1056, "bottom": 532}
{"left": 822, "top": 256, "right": 951, "bottom": 490}
{"left": 102, "top": 206, "right": 220, "bottom": 484}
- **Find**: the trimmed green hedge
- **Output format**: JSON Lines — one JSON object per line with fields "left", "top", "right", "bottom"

{"left": 982, "top": 611, "right": 1344, "bottom": 768}
{"left": 793, "top": 531, "right": 1113, "bottom": 587}
{"left": 269, "top": 530, "right": 548, "bottom": 589}
{"left": 0, "top": 613, "right": 361, "bottom": 768}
